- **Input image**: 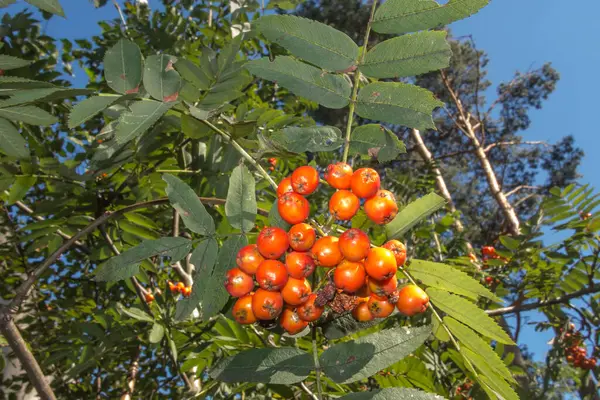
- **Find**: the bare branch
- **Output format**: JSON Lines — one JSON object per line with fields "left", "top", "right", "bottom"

{"left": 120, "top": 346, "right": 141, "bottom": 400}
{"left": 487, "top": 285, "right": 600, "bottom": 316}
{"left": 0, "top": 316, "right": 56, "bottom": 400}
{"left": 484, "top": 140, "right": 548, "bottom": 153}
{"left": 505, "top": 185, "right": 540, "bottom": 198}
{"left": 300, "top": 382, "right": 319, "bottom": 400}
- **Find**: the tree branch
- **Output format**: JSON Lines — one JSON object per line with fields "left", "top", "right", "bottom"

{"left": 486, "top": 285, "right": 600, "bottom": 316}
{"left": 483, "top": 140, "right": 548, "bottom": 153}
{"left": 120, "top": 345, "right": 141, "bottom": 400}
{"left": 0, "top": 316, "right": 56, "bottom": 400}
{"left": 505, "top": 185, "right": 540, "bottom": 198}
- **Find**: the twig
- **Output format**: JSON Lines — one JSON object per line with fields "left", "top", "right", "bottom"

{"left": 2, "top": 197, "right": 228, "bottom": 314}
{"left": 341, "top": 0, "right": 378, "bottom": 163}
{"left": 201, "top": 120, "right": 277, "bottom": 190}
{"left": 120, "top": 345, "right": 141, "bottom": 400}
{"left": 300, "top": 382, "right": 319, "bottom": 400}
{"left": 12, "top": 200, "right": 89, "bottom": 252}
{"left": 98, "top": 225, "right": 153, "bottom": 315}
{"left": 113, "top": 0, "right": 129, "bottom": 32}
{"left": 311, "top": 326, "right": 323, "bottom": 400}
{"left": 505, "top": 185, "right": 540, "bottom": 198}
{"left": 486, "top": 285, "right": 600, "bottom": 316}
{"left": 483, "top": 141, "right": 548, "bottom": 153}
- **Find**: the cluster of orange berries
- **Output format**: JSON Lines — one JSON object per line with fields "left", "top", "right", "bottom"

{"left": 277, "top": 163, "right": 398, "bottom": 226}
{"left": 168, "top": 281, "right": 192, "bottom": 298}
{"left": 223, "top": 166, "right": 429, "bottom": 335}
{"left": 562, "top": 324, "right": 597, "bottom": 370}
{"left": 268, "top": 157, "right": 277, "bottom": 171}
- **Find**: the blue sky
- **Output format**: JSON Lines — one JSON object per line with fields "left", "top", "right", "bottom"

{"left": 6, "top": 0, "right": 596, "bottom": 363}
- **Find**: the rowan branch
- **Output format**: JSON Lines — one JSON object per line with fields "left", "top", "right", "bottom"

{"left": 486, "top": 285, "right": 600, "bottom": 316}
{"left": 0, "top": 316, "right": 56, "bottom": 400}
{"left": 2, "top": 197, "right": 229, "bottom": 314}
{"left": 120, "top": 345, "right": 141, "bottom": 400}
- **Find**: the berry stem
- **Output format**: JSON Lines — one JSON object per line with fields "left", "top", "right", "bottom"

{"left": 201, "top": 120, "right": 278, "bottom": 190}
{"left": 341, "top": 0, "right": 378, "bottom": 164}
{"left": 311, "top": 271, "right": 324, "bottom": 399}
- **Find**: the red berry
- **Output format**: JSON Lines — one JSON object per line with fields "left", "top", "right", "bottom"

{"left": 291, "top": 166, "right": 319, "bottom": 195}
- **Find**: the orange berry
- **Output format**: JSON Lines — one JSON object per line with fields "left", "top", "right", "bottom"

{"left": 285, "top": 251, "right": 316, "bottom": 279}
{"left": 176, "top": 282, "right": 185, "bottom": 292}
{"left": 280, "top": 308, "right": 308, "bottom": 335}
{"left": 145, "top": 293, "right": 155, "bottom": 303}
{"left": 339, "top": 228, "right": 370, "bottom": 262}
{"left": 233, "top": 294, "right": 257, "bottom": 324}
{"left": 281, "top": 277, "right": 311, "bottom": 306}
{"left": 329, "top": 190, "right": 360, "bottom": 221}
{"left": 256, "top": 260, "right": 289, "bottom": 292}
{"left": 364, "top": 247, "right": 397, "bottom": 281}
{"left": 334, "top": 260, "right": 366, "bottom": 293}
{"left": 236, "top": 244, "right": 264, "bottom": 275}
{"left": 325, "top": 162, "right": 353, "bottom": 189}
{"left": 382, "top": 240, "right": 406, "bottom": 267}
{"left": 278, "top": 192, "right": 310, "bottom": 225}
{"left": 297, "top": 293, "right": 324, "bottom": 322}
{"left": 182, "top": 286, "right": 192, "bottom": 298}
{"left": 252, "top": 288, "right": 283, "bottom": 320}
{"left": 291, "top": 166, "right": 319, "bottom": 195}
{"left": 396, "top": 285, "right": 429, "bottom": 316}
{"left": 364, "top": 190, "right": 398, "bottom": 225}
{"left": 310, "top": 236, "right": 343, "bottom": 268}
{"left": 288, "top": 223, "right": 316, "bottom": 252}
{"left": 257, "top": 227, "right": 289, "bottom": 259}
{"left": 350, "top": 168, "right": 380, "bottom": 199}
{"left": 367, "top": 275, "right": 398, "bottom": 299}
{"left": 225, "top": 268, "right": 254, "bottom": 298}
{"left": 352, "top": 301, "right": 374, "bottom": 321}
{"left": 277, "top": 176, "right": 294, "bottom": 197}
{"left": 367, "top": 296, "right": 395, "bottom": 318}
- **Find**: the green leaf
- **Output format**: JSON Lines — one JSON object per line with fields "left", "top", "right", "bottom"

{"left": 124, "top": 212, "right": 159, "bottom": 230}
{"left": 444, "top": 317, "right": 516, "bottom": 384}
{"left": 0, "top": 118, "right": 28, "bottom": 159}
{"left": 339, "top": 388, "right": 444, "bottom": 400}
{"left": 360, "top": 31, "right": 452, "bottom": 79}
{"left": 409, "top": 259, "right": 502, "bottom": 303}
{"left": 115, "top": 100, "right": 173, "bottom": 145}
{"left": 175, "top": 237, "right": 219, "bottom": 321}
{"left": 349, "top": 124, "right": 406, "bottom": 163}
{"left": 427, "top": 289, "right": 514, "bottom": 345}
{"left": 181, "top": 114, "right": 213, "bottom": 139}
{"left": 499, "top": 235, "right": 520, "bottom": 251}
{"left": 254, "top": 15, "right": 359, "bottom": 72}
{"left": 174, "top": 58, "right": 211, "bottom": 90}
{"left": 245, "top": 56, "right": 351, "bottom": 109}
{"left": 168, "top": 336, "right": 178, "bottom": 362}
{"left": 0, "top": 0, "right": 17, "bottom": 8}
{"left": 270, "top": 126, "right": 343, "bottom": 153}
{"left": 149, "top": 323, "right": 165, "bottom": 343}
{"left": 372, "top": 0, "right": 489, "bottom": 35}
{"left": 385, "top": 193, "right": 446, "bottom": 239}
{"left": 24, "top": 0, "right": 65, "bottom": 16}
{"left": 68, "top": 95, "right": 121, "bottom": 128}
{"left": 322, "top": 313, "right": 383, "bottom": 340}
{"left": 268, "top": 200, "right": 291, "bottom": 231}
{"left": 0, "top": 55, "right": 32, "bottom": 70}
{"left": 6, "top": 176, "right": 36, "bottom": 205}
{"left": 143, "top": 54, "right": 182, "bottom": 102}
{"left": 94, "top": 237, "right": 192, "bottom": 282}
{"left": 117, "top": 304, "right": 154, "bottom": 323}
{"left": 0, "top": 105, "right": 58, "bottom": 126}
{"left": 226, "top": 165, "right": 256, "bottom": 233}
{"left": 0, "top": 76, "right": 54, "bottom": 89}
{"left": 320, "top": 325, "right": 432, "bottom": 383}
{"left": 163, "top": 174, "right": 215, "bottom": 236}
{"left": 478, "top": 373, "right": 519, "bottom": 400}
{"left": 356, "top": 82, "right": 443, "bottom": 130}
{"left": 202, "top": 235, "right": 248, "bottom": 319}
{"left": 210, "top": 347, "right": 312, "bottom": 384}
{"left": 104, "top": 39, "right": 143, "bottom": 94}
{"left": 119, "top": 220, "right": 160, "bottom": 240}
